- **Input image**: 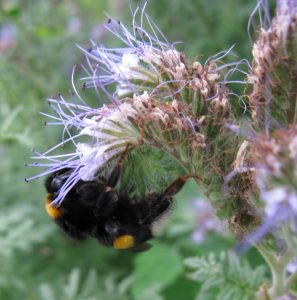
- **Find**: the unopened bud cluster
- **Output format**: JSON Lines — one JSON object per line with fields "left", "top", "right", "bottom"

{"left": 249, "top": 0, "right": 297, "bottom": 129}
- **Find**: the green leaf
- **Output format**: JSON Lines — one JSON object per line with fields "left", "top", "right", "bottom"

{"left": 132, "top": 241, "right": 183, "bottom": 298}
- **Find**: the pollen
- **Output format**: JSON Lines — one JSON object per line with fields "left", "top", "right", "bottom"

{"left": 113, "top": 235, "right": 135, "bottom": 249}
{"left": 45, "top": 194, "right": 63, "bottom": 219}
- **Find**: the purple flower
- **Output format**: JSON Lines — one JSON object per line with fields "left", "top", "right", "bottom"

{"left": 192, "top": 200, "right": 226, "bottom": 244}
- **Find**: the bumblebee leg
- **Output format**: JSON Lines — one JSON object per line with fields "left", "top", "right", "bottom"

{"left": 117, "top": 195, "right": 149, "bottom": 224}
{"left": 58, "top": 219, "right": 88, "bottom": 240}
{"left": 163, "top": 174, "right": 200, "bottom": 196}
{"left": 94, "top": 144, "right": 131, "bottom": 216}
{"left": 106, "top": 143, "right": 131, "bottom": 187}
{"left": 149, "top": 174, "right": 200, "bottom": 219}
{"left": 93, "top": 188, "right": 118, "bottom": 217}
{"left": 148, "top": 194, "right": 172, "bottom": 220}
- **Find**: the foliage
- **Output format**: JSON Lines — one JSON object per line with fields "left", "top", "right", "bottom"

{"left": 38, "top": 269, "right": 133, "bottom": 300}
{"left": 185, "top": 252, "right": 267, "bottom": 300}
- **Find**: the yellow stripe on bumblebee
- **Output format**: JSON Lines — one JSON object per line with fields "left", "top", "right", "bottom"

{"left": 45, "top": 193, "right": 63, "bottom": 219}
{"left": 113, "top": 235, "right": 135, "bottom": 249}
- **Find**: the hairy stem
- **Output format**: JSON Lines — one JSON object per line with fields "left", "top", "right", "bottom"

{"left": 256, "top": 239, "right": 294, "bottom": 298}
{"left": 287, "top": 270, "right": 297, "bottom": 290}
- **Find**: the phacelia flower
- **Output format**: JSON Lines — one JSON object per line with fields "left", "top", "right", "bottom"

{"left": 192, "top": 199, "right": 227, "bottom": 244}
{"left": 80, "top": 6, "right": 246, "bottom": 108}
{"left": 27, "top": 4, "right": 243, "bottom": 208}
{"left": 252, "top": 126, "right": 297, "bottom": 229}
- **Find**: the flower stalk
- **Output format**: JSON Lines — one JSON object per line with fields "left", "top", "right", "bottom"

{"left": 256, "top": 243, "right": 294, "bottom": 298}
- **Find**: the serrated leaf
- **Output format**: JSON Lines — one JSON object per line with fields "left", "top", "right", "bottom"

{"left": 63, "top": 268, "right": 80, "bottom": 299}
{"left": 250, "top": 266, "right": 267, "bottom": 288}
{"left": 79, "top": 270, "right": 98, "bottom": 297}
{"left": 218, "top": 286, "right": 238, "bottom": 300}
{"left": 39, "top": 283, "right": 56, "bottom": 300}
{"left": 186, "top": 251, "right": 267, "bottom": 300}
{"left": 118, "top": 276, "right": 133, "bottom": 295}
{"left": 200, "top": 277, "right": 224, "bottom": 293}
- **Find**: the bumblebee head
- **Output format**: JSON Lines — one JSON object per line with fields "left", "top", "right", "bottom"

{"left": 44, "top": 169, "right": 71, "bottom": 219}
{"left": 45, "top": 168, "right": 71, "bottom": 194}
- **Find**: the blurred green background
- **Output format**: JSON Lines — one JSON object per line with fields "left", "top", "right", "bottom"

{"left": 0, "top": 0, "right": 262, "bottom": 299}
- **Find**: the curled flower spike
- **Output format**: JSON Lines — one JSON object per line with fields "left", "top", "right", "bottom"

{"left": 248, "top": 0, "right": 297, "bottom": 130}
{"left": 80, "top": 6, "right": 247, "bottom": 111}
{"left": 79, "top": 6, "right": 180, "bottom": 100}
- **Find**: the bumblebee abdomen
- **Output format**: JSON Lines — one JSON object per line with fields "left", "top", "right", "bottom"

{"left": 113, "top": 235, "right": 135, "bottom": 249}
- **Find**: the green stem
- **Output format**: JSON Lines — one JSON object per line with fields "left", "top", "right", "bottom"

{"left": 286, "top": 60, "right": 297, "bottom": 123}
{"left": 256, "top": 245, "right": 282, "bottom": 297}
{"left": 287, "top": 270, "right": 297, "bottom": 289}
{"left": 287, "top": 85, "right": 297, "bottom": 124}
{"left": 256, "top": 241, "right": 294, "bottom": 298}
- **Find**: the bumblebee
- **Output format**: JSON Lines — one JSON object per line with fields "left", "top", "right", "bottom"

{"left": 45, "top": 158, "right": 193, "bottom": 251}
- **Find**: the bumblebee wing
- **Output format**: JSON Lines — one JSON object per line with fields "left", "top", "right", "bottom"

{"left": 130, "top": 242, "right": 152, "bottom": 252}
